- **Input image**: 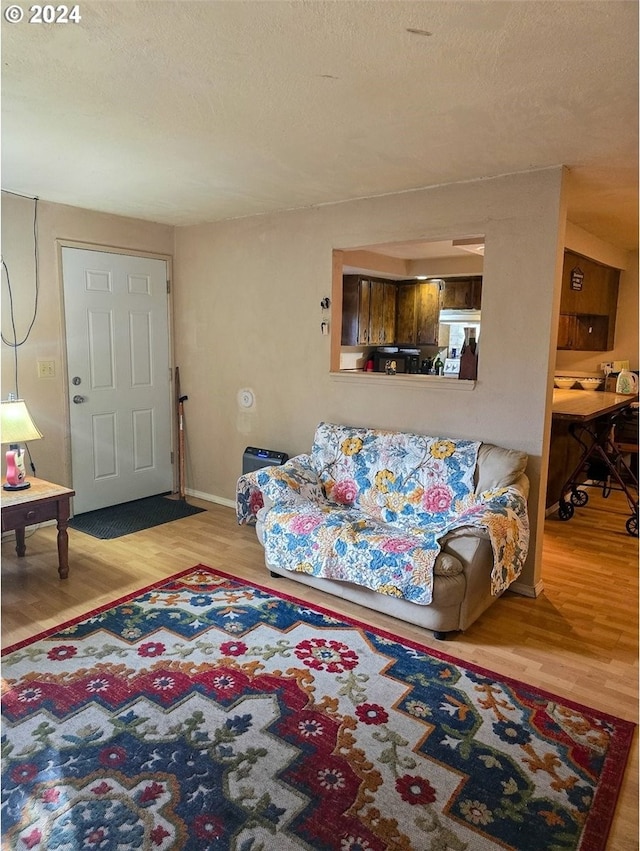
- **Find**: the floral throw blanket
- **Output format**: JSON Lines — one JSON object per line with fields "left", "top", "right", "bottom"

{"left": 236, "top": 423, "right": 530, "bottom": 605}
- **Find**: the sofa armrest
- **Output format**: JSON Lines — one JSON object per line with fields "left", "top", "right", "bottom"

{"left": 442, "top": 483, "right": 530, "bottom": 596}
{"left": 236, "top": 454, "right": 322, "bottom": 524}
{"left": 236, "top": 468, "right": 264, "bottom": 525}
{"left": 441, "top": 525, "right": 491, "bottom": 543}
{"left": 443, "top": 473, "right": 528, "bottom": 544}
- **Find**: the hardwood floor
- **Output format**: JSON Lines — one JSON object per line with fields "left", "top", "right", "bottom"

{"left": 2, "top": 488, "right": 638, "bottom": 849}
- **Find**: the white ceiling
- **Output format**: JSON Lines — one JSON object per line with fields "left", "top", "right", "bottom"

{"left": 2, "top": 1, "right": 638, "bottom": 250}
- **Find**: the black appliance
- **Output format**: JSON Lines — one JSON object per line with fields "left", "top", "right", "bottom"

{"left": 373, "top": 350, "right": 420, "bottom": 374}
{"left": 242, "top": 447, "right": 289, "bottom": 474}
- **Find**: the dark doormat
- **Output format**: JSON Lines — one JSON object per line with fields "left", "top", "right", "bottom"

{"left": 69, "top": 494, "right": 206, "bottom": 539}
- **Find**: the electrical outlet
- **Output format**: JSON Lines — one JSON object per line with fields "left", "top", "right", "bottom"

{"left": 37, "top": 360, "right": 56, "bottom": 378}
{"left": 612, "top": 360, "right": 630, "bottom": 372}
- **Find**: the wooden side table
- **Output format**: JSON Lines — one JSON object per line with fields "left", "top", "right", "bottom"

{"left": 1, "top": 478, "right": 75, "bottom": 579}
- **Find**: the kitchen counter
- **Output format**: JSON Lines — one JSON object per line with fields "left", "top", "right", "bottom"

{"left": 547, "top": 389, "right": 637, "bottom": 509}
{"left": 330, "top": 371, "right": 475, "bottom": 390}
{"left": 552, "top": 389, "right": 637, "bottom": 422}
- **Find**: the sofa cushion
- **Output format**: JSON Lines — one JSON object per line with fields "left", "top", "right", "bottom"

{"left": 262, "top": 497, "right": 443, "bottom": 605}
{"left": 475, "top": 443, "right": 528, "bottom": 494}
{"left": 433, "top": 552, "right": 464, "bottom": 577}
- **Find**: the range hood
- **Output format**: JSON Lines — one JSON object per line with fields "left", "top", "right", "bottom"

{"left": 439, "top": 308, "right": 482, "bottom": 324}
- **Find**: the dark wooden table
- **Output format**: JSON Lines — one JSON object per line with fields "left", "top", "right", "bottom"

{"left": 1, "top": 477, "right": 75, "bottom": 579}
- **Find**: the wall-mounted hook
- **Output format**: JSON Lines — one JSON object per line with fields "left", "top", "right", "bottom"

{"left": 320, "top": 297, "right": 331, "bottom": 310}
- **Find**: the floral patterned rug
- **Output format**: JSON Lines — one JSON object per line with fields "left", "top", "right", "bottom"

{"left": 1, "top": 566, "right": 634, "bottom": 850}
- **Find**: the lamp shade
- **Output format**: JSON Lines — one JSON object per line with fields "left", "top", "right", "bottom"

{"left": 0, "top": 400, "right": 43, "bottom": 444}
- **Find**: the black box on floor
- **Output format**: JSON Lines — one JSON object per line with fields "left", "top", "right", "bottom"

{"left": 242, "top": 447, "right": 289, "bottom": 475}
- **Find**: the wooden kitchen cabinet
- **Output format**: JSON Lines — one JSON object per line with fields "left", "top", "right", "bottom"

{"left": 560, "top": 251, "right": 619, "bottom": 315}
{"left": 558, "top": 313, "right": 610, "bottom": 351}
{"left": 395, "top": 283, "right": 417, "bottom": 344}
{"left": 439, "top": 277, "right": 483, "bottom": 310}
{"left": 545, "top": 419, "right": 585, "bottom": 508}
{"left": 416, "top": 281, "right": 440, "bottom": 345}
{"left": 342, "top": 273, "right": 482, "bottom": 348}
{"left": 341, "top": 276, "right": 396, "bottom": 346}
{"left": 341, "top": 275, "right": 363, "bottom": 345}
{"left": 395, "top": 281, "right": 440, "bottom": 346}
{"left": 557, "top": 251, "right": 620, "bottom": 351}
{"left": 369, "top": 280, "right": 397, "bottom": 345}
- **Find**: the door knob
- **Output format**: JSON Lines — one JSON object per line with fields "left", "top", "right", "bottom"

{"left": 72, "top": 395, "right": 86, "bottom": 404}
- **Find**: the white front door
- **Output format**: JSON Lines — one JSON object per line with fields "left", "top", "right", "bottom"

{"left": 62, "top": 247, "right": 173, "bottom": 513}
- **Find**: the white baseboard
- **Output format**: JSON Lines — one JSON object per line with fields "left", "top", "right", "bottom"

{"left": 185, "top": 488, "right": 236, "bottom": 510}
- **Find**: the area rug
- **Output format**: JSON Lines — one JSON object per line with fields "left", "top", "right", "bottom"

{"left": 68, "top": 494, "right": 205, "bottom": 539}
{"left": 1, "top": 567, "right": 633, "bottom": 851}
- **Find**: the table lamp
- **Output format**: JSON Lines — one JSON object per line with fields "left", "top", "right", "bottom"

{"left": 1, "top": 399, "right": 43, "bottom": 490}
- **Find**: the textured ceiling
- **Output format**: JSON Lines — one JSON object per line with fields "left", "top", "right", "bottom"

{"left": 2, "top": 1, "right": 638, "bottom": 249}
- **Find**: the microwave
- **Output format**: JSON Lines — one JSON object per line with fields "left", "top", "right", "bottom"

{"left": 373, "top": 350, "right": 420, "bottom": 374}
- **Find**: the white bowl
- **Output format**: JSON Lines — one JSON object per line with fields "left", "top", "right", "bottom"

{"left": 577, "top": 378, "right": 604, "bottom": 391}
{"left": 554, "top": 378, "right": 576, "bottom": 389}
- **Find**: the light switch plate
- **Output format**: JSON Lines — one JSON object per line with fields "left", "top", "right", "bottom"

{"left": 37, "top": 360, "right": 56, "bottom": 378}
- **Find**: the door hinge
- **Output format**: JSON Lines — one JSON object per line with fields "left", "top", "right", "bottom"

{"left": 167, "top": 279, "right": 171, "bottom": 293}
{"left": 171, "top": 451, "right": 174, "bottom": 464}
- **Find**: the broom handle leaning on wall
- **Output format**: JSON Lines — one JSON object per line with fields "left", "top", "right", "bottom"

{"left": 175, "top": 367, "right": 188, "bottom": 500}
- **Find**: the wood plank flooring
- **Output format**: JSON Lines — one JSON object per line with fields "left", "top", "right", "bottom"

{"left": 2, "top": 488, "right": 638, "bottom": 849}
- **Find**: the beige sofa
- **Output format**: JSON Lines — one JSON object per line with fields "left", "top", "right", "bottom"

{"left": 237, "top": 423, "right": 530, "bottom": 639}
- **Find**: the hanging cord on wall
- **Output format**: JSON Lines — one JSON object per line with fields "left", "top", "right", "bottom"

{"left": 1, "top": 191, "right": 41, "bottom": 474}
{"left": 1, "top": 194, "right": 40, "bottom": 385}
{"left": 1, "top": 259, "right": 20, "bottom": 396}
{"left": 1, "top": 192, "right": 41, "bottom": 362}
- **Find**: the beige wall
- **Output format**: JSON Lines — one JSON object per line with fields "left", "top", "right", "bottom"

{"left": 3, "top": 168, "right": 636, "bottom": 598}
{"left": 0, "top": 192, "right": 174, "bottom": 487}
{"left": 173, "top": 167, "right": 569, "bottom": 593}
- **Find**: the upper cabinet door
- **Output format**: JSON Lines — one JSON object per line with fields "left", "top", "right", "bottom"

{"left": 416, "top": 282, "right": 440, "bottom": 345}
{"left": 381, "top": 281, "right": 397, "bottom": 345}
{"left": 341, "top": 275, "right": 372, "bottom": 345}
{"left": 395, "top": 281, "right": 439, "bottom": 345}
{"left": 395, "top": 283, "right": 418, "bottom": 345}
{"left": 439, "top": 277, "right": 482, "bottom": 310}
{"left": 561, "top": 252, "right": 619, "bottom": 315}
{"left": 358, "top": 279, "right": 372, "bottom": 344}
{"left": 341, "top": 276, "right": 396, "bottom": 345}
{"left": 368, "top": 281, "right": 386, "bottom": 344}
{"left": 558, "top": 252, "right": 620, "bottom": 350}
